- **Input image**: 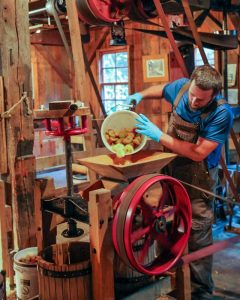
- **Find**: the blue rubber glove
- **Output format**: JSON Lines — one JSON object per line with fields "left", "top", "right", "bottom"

{"left": 126, "top": 92, "right": 143, "bottom": 106}
{"left": 135, "top": 114, "right": 163, "bottom": 142}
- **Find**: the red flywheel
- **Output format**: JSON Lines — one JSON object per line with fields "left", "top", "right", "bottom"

{"left": 112, "top": 174, "right": 192, "bottom": 276}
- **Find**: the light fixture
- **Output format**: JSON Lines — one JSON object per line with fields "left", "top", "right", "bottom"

{"left": 110, "top": 20, "right": 127, "bottom": 46}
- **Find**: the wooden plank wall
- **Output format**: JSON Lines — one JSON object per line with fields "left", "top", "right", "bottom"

{"left": 31, "top": 44, "right": 73, "bottom": 109}
{"left": 31, "top": 14, "right": 240, "bottom": 164}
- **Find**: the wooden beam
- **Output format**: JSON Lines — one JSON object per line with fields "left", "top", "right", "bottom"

{"left": 132, "top": 23, "right": 143, "bottom": 93}
{"left": 88, "top": 27, "right": 110, "bottom": 65}
{"left": 153, "top": 0, "right": 189, "bottom": 77}
{"left": 33, "top": 107, "right": 90, "bottom": 119}
{"left": 229, "top": 12, "right": 240, "bottom": 31}
{"left": 89, "top": 189, "right": 115, "bottom": 300}
{"left": 0, "top": 0, "right": 36, "bottom": 249}
{"left": 14, "top": 156, "right": 37, "bottom": 247}
{"left": 66, "top": 0, "right": 97, "bottom": 182}
{"left": 182, "top": 0, "right": 208, "bottom": 65}
{"left": 34, "top": 178, "right": 57, "bottom": 252}
{"left": 65, "top": 0, "right": 89, "bottom": 102}
{"left": 83, "top": 48, "right": 107, "bottom": 117}
{"left": 0, "top": 181, "right": 8, "bottom": 271}
{"left": 0, "top": 76, "right": 7, "bottom": 174}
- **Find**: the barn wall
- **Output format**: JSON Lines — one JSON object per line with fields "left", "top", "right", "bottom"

{"left": 31, "top": 14, "right": 240, "bottom": 162}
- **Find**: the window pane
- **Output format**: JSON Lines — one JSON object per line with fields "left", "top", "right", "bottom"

{"left": 116, "top": 68, "right": 128, "bottom": 82}
{"left": 195, "top": 48, "right": 214, "bottom": 66}
{"left": 115, "top": 100, "right": 128, "bottom": 111}
{"left": 116, "top": 84, "right": 128, "bottom": 100}
{"left": 116, "top": 52, "right": 128, "bottom": 67}
{"left": 103, "top": 68, "right": 116, "bottom": 83}
{"left": 99, "top": 50, "right": 129, "bottom": 115}
{"left": 102, "top": 85, "right": 115, "bottom": 100}
{"left": 102, "top": 54, "right": 115, "bottom": 68}
{"left": 104, "top": 100, "right": 117, "bottom": 114}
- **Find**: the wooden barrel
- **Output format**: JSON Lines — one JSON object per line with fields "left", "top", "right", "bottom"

{"left": 38, "top": 242, "right": 91, "bottom": 300}
{"left": 114, "top": 238, "right": 155, "bottom": 298}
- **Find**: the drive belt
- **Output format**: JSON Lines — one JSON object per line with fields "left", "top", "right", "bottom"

{"left": 178, "top": 179, "right": 240, "bottom": 206}
{"left": 179, "top": 234, "right": 240, "bottom": 266}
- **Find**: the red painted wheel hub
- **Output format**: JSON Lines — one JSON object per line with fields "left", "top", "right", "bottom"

{"left": 112, "top": 174, "right": 192, "bottom": 276}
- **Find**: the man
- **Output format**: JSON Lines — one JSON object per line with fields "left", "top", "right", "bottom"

{"left": 126, "top": 65, "right": 233, "bottom": 300}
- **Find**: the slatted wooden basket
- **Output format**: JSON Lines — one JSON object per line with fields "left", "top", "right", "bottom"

{"left": 37, "top": 242, "right": 92, "bottom": 300}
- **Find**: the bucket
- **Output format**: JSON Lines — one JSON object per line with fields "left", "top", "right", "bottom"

{"left": 37, "top": 242, "right": 91, "bottom": 300}
{"left": 101, "top": 110, "right": 147, "bottom": 156}
{"left": 14, "top": 247, "right": 39, "bottom": 300}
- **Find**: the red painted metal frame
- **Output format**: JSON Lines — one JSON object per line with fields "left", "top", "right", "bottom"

{"left": 112, "top": 174, "right": 192, "bottom": 275}
{"left": 87, "top": 0, "right": 128, "bottom": 23}
{"left": 45, "top": 115, "right": 88, "bottom": 140}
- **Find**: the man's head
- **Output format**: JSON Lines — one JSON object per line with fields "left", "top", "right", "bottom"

{"left": 188, "top": 65, "right": 222, "bottom": 110}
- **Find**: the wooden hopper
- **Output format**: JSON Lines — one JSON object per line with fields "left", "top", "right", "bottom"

{"left": 78, "top": 150, "right": 177, "bottom": 181}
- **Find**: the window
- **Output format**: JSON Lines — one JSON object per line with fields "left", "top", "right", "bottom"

{"left": 98, "top": 48, "right": 129, "bottom": 114}
{"left": 194, "top": 48, "right": 215, "bottom": 66}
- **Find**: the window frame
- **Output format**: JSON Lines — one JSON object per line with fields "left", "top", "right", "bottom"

{"left": 97, "top": 46, "right": 131, "bottom": 114}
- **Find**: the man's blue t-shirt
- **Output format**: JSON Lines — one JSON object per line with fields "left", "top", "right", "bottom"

{"left": 163, "top": 78, "right": 233, "bottom": 169}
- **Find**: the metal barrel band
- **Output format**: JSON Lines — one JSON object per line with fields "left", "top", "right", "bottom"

{"left": 38, "top": 265, "right": 91, "bottom": 278}
{"left": 115, "top": 274, "right": 151, "bottom": 284}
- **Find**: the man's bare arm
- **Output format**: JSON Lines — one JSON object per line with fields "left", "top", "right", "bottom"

{"left": 160, "top": 135, "right": 219, "bottom": 161}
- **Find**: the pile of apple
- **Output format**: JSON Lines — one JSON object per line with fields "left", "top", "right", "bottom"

{"left": 19, "top": 255, "right": 38, "bottom": 264}
{"left": 104, "top": 128, "right": 143, "bottom": 157}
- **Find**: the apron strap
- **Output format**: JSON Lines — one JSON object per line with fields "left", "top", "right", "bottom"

{"left": 201, "top": 98, "right": 227, "bottom": 119}
{"left": 173, "top": 81, "right": 190, "bottom": 110}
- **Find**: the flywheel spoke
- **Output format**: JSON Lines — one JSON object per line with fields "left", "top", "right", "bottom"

{"left": 137, "top": 235, "right": 152, "bottom": 265}
{"left": 131, "top": 225, "right": 151, "bottom": 244}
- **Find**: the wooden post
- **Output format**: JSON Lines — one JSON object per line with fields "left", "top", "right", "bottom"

{"left": 34, "top": 178, "right": 58, "bottom": 252}
{"left": 153, "top": 0, "right": 189, "bottom": 77}
{"left": 0, "top": 1, "right": 36, "bottom": 249}
{"left": 0, "top": 181, "right": 8, "bottom": 271}
{"left": 65, "top": 0, "right": 97, "bottom": 183}
{"left": 0, "top": 76, "right": 7, "bottom": 174}
{"left": 175, "top": 264, "right": 191, "bottom": 300}
{"left": 65, "top": 0, "right": 88, "bottom": 102}
{"left": 89, "top": 188, "right": 115, "bottom": 300}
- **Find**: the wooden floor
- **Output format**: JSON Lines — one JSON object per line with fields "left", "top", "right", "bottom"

{"left": 211, "top": 218, "right": 240, "bottom": 300}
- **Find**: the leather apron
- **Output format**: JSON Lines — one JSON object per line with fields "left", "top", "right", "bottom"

{"left": 165, "top": 82, "right": 226, "bottom": 229}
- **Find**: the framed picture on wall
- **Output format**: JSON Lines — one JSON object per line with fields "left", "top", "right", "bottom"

{"left": 142, "top": 54, "right": 169, "bottom": 82}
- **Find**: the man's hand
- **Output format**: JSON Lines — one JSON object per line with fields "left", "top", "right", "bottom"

{"left": 135, "top": 114, "right": 163, "bottom": 142}
{"left": 126, "top": 92, "right": 143, "bottom": 106}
